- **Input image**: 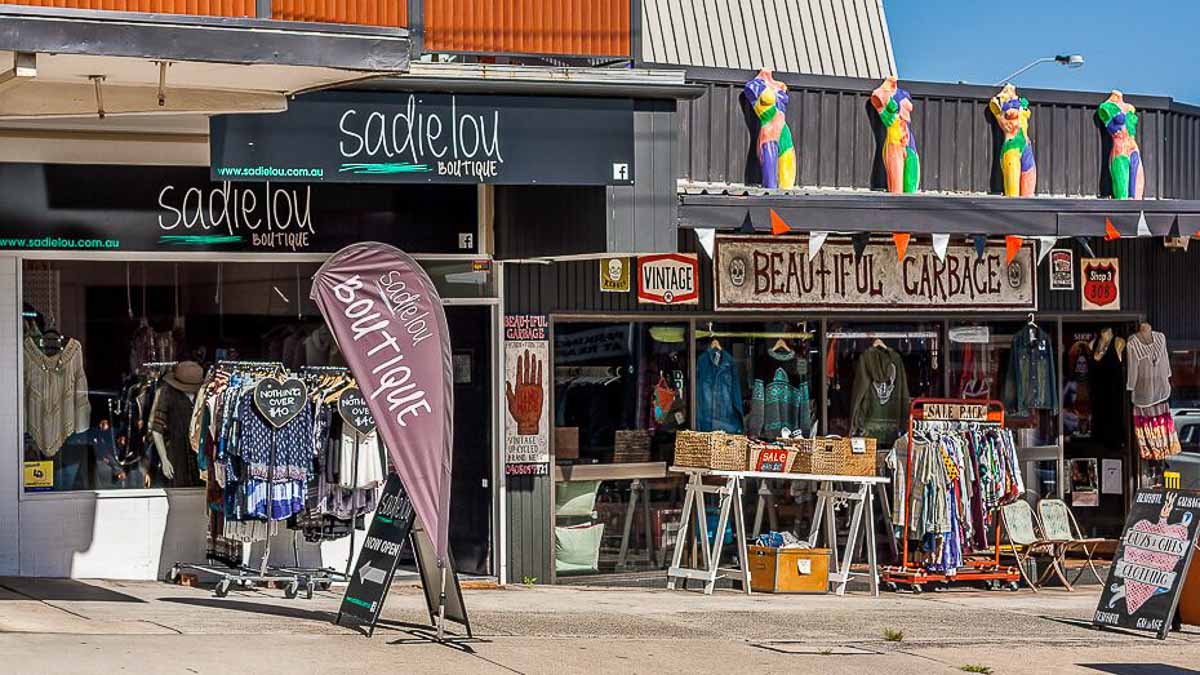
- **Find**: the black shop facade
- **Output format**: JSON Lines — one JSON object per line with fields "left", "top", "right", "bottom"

{"left": 512, "top": 195, "right": 1200, "bottom": 585}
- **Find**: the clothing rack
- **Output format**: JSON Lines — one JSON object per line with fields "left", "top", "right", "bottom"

{"left": 695, "top": 330, "right": 814, "bottom": 340}
{"left": 140, "top": 361, "right": 178, "bottom": 368}
{"left": 170, "top": 360, "right": 315, "bottom": 599}
{"left": 826, "top": 331, "right": 940, "bottom": 340}
{"left": 881, "top": 398, "right": 1021, "bottom": 593}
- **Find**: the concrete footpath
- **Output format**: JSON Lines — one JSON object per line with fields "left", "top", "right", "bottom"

{"left": 0, "top": 577, "right": 1198, "bottom": 674}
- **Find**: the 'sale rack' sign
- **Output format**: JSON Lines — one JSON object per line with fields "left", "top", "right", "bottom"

{"left": 1093, "top": 488, "right": 1200, "bottom": 639}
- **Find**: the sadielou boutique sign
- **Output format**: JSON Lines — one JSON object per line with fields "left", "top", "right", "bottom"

{"left": 714, "top": 236, "right": 1036, "bottom": 311}
{"left": 210, "top": 91, "right": 635, "bottom": 186}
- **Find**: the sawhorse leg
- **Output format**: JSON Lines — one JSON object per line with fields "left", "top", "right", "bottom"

{"left": 752, "top": 479, "right": 780, "bottom": 537}
{"left": 617, "top": 479, "right": 642, "bottom": 570}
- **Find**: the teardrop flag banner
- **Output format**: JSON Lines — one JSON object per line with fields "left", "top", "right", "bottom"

{"left": 310, "top": 242, "right": 454, "bottom": 566}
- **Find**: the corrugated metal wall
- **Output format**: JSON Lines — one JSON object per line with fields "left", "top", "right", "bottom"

{"left": 424, "top": 0, "right": 631, "bottom": 57}
{"left": 679, "top": 74, "right": 1200, "bottom": 200}
{"left": 642, "top": 0, "right": 894, "bottom": 78}
{"left": 272, "top": 0, "right": 405, "bottom": 26}
{"left": 2, "top": 0, "right": 255, "bottom": 16}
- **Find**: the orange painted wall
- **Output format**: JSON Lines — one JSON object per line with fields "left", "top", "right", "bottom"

{"left": 424, "top": 0, "right": 631, "bottom": 57}
{"left": 272, "top": 0, "right": 406, "bottom": 27}
{"left": 1, "top": 0, "right": 256, "bottom": 16}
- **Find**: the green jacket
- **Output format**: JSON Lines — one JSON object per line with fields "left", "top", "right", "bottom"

{"left": 850, "top": 346, "right": 911, "bottom": 447}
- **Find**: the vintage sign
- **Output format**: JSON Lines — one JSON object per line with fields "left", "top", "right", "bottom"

{"left": 714, "top": 236, "right": 1035, "bottom": 311}
{"left": 1050, "top": 249, "right": 1075, "bottom": 291}
{"left": 505, "top": 315, "right": 550, "bottom": 475}
{"left": 337, "top": 474, "right": 415, "bottom": 632}
{"left": 211, "top": 91, "right": 635, "bottom": 186}
{"left": 638, "top": 253, "right": 700, "bottom": 305}
{"left": 1094, "top": 489, "right": 1200, "bottom": 639}
{"left": 253, "top": 378, "right": 308, "bottom": 428}
{"left": 600, "top": 257, "right": 631, "bottom": 293}
{"left": 1081, "top": 258, "right": 1121, "bottom": 311}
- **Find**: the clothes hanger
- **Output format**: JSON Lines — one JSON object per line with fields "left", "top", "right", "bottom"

{"left": 772, "top": 337, "right": 794, "bottom": 353}
{"left": 871, "top": 338, "right": 886, "bottom": 349}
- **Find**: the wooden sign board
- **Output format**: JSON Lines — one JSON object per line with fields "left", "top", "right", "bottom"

{"left": 1093, "top": 488, "right": 1200, "bottom": 639}
{"left": 923, "top": 403, "right": 989, "bottom": 422}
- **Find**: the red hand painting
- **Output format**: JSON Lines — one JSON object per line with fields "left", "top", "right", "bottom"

{"left": 506, "top": 349, "right": 543, "bottom": 436}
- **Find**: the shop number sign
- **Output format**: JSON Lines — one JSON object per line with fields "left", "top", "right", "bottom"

{"left": 637, "top": 253, "right": 699, "bottom": 305}
{"left": 713, "top": 237, "right": 1035, "bottom": 311}
{"left": 1081, "top": 258, "right": 1120, "bottom": 311}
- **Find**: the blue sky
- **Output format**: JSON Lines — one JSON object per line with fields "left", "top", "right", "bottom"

{"left": 885, "top": 0, "right": 1199, "bottom": 104}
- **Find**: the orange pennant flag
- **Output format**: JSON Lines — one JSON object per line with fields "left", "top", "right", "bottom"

{"left": 893, "top": 233, "right": 911, "bottom": 260}
{"left": 769, "top": 209, "right": 791, "bottom": 236}
{"left": 1005, "top": 235, "right": 1023, "bottom": 265}
{"left": 1104, "top": 217, "right": 1121, "bottom": 241}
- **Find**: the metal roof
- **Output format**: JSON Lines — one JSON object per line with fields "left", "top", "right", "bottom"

{"left": 640, "top": 0, "right": 896, "bottom": 78}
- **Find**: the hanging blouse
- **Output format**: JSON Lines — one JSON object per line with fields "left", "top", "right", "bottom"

{"left": 233, "top": 388, "right": 314, "bottom": 482}
{"left": 23, "top": 336, "right": 90, "bottom": 457}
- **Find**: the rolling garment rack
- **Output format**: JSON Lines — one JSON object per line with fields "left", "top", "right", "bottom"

{"left": 881, "top": 398, "right": 1022, "bottom": 593}
{"left": 170, "top": 360, "right": 321, "bottom": 599}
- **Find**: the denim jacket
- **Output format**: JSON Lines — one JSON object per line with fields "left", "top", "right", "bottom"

{"left": 1003, "top": 325, "right": 1058, "bottom": 416}
{"left": 696, "top": 347, "right": 744, "bottom": 433}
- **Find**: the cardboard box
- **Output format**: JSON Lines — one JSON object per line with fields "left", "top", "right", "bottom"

{"left": 747, "top": 546, "right": 830, "bottom": 594}
{"left": 555, "top": 427, "right": 580, "bottom": 460}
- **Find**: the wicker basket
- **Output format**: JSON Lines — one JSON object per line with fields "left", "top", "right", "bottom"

{"left": 789, "top": 436, "right": 876, "bottom": 476}
{"left": 748, "top": 442, "right": 798, "bottom": 473}
{"left": 674, "top": 431, "right": 749, "bottom": 471}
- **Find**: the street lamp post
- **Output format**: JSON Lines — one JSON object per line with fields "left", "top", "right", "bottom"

{"left": 994, "top": 54, "right": 1085, "bottom": 86}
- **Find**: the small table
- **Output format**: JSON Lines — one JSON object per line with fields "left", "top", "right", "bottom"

{"left": 665, "top": 467, "right": 890, "bottom": 596}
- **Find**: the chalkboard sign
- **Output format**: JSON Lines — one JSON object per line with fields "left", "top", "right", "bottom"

{"left": 338, "top": 387, "right": 377, "bottom": 435}
{"left": 253, "top": 378, "right": 308, "bottom": 428}
{"left": 337, "top": 473, "right": 415, "bottom": 635}
{"left": 1093, "top": 488, "right": 1200, "bottom": 639}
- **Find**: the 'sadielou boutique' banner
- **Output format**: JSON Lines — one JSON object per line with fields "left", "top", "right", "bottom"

{"left": 714, "top": 236, "right": 1036, "bottom": 311}
{"left": 310, "top": 242, "right": 454, "bottom": 564}
{"left": 211, "top": 91, "right": 635, "bottom": 186}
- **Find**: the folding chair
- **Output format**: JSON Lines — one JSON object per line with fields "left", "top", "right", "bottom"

{"left": 999, "top": 500, "right": 1070, "bottom": 592}
{"left": 1037, "top": 498, "right": 1106, "bottom": 586}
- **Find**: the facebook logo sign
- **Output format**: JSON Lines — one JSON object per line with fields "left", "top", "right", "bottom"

{"left": 612, "top": 163, "right": 630, "bottom": 181}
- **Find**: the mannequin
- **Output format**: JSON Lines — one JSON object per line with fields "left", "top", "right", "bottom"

{"left": 147, "top": 361, "right": 203, "bottom": 487}
{"left": 1091, "top": 327, "right": 1125, "bottom": 363}
{"left": 1126, "top": 322, "right": 1180, "bottom": 460}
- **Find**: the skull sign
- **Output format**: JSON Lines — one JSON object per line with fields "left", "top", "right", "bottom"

{"left": 606, "top": 258, "right": 624, "bottom": 282}
{"left": 729, "top": 256, "right": 748, "bottom": 287}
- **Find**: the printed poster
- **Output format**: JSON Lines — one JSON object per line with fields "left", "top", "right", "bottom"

{"left": 1050, "top": 249, "right": 1074, "bottom": 291}
{"left": 1071, "top": 458, "right": 1100, "bottom": 507}
{"left": 599, "top": 257, "right": 630, "bottom": 293}
{"left": 504, "top": 315, "right": 550, "bottom": 475}
{"left": 1102, "top": 459, "right": 1123, "bottom": 495}
{"left": 1081, "top": 258, "right": 1120, "bottom": 311}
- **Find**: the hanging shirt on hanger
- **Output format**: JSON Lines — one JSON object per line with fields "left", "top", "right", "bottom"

{"left": 23, "top": 336, "right": 90, "bottom": 457}
{"left": 850, "top": 345, "right": 910, "bottom": 446}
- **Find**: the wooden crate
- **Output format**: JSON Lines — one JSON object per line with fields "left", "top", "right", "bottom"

{"left": 747, "top": 546, "right": 831, "bottom": 594}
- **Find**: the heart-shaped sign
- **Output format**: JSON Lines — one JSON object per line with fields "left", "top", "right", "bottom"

{"left": 1119, "top": 517, "right": 1189, "bottom": 614}
{"left": 338, "top": 387, "right": 377, "bottom": 436}
{"left": 253, "top": 377, "right": 309, "bottom": 428}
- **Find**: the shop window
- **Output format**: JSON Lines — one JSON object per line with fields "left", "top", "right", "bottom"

{"left": 552, "top": 321, "right": 689, "bottom": 576}
{"left": 1169, "top": 350, "right": 1200, "bottom": 409}
{"left": 824, "top": 321, "right": 942, "bottom": 448}
{"left": 20, "top": 260, "right": 335, "bottom": 492}
{"left": 946, "top": 320, "right": 1058, "bottom": 448}
{"left": 694, "top": 321, "right": 818, "bottom": 439}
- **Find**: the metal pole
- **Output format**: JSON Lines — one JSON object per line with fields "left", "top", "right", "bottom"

{"left": 436, "top": 563, "right": 448, "bottom": 641}
{"left": 994, "top": 57, "right": 1054, "bottom": 86}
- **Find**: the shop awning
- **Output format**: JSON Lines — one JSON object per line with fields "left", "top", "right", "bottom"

{"left": 0, "top": 8, "right": 409, "bottom": 118}
{"left": 678, "top": 189, "right": 1200, "bottom": 238}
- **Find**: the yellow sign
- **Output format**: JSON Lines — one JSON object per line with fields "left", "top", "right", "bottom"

{"left": 599, "top": 257, "right": 630, "bottom": 293}
{"left": 24, "top": 460, "right": 53, "bottom": 490}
